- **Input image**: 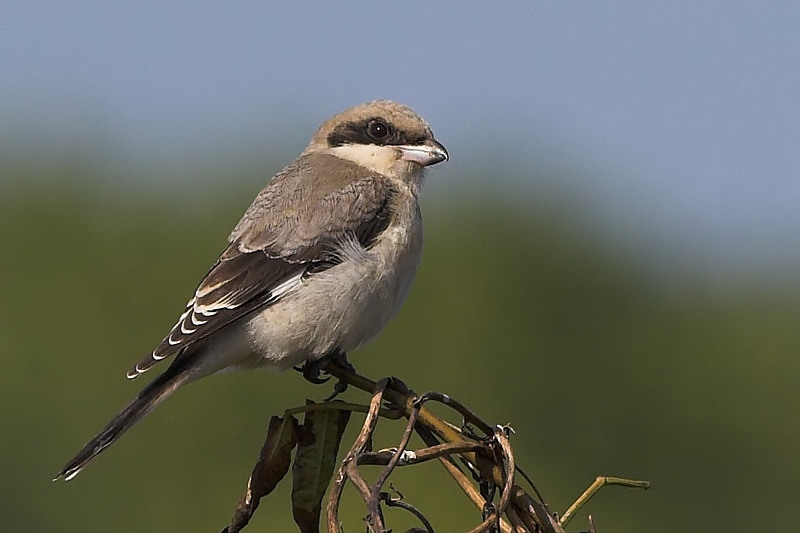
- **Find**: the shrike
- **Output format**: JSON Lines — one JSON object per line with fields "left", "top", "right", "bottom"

{"left": 56, "top": 100, "right": 448, "bottom": 481}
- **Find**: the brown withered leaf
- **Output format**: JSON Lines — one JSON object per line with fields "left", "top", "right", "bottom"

{"left": 291, "top": 401, "right": 352, "bottom": 533}
{"left": 227, "top": 415, "right": 300, "bottom": 533}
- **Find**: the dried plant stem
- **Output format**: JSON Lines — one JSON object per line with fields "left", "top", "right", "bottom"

{"left": 229, "top": 361, "right": 650, "bottom": 532}
{"left": 357, "top": 441, "right": 486, "bottom": 466}
{"left": 559, "top": 476, "right": 651, "bottom": 527}
{"left": 324, "top": 362, "right": 508, "bottom": 486}
{"left": 326, "top": 378, "right": 389, "bottom": 532}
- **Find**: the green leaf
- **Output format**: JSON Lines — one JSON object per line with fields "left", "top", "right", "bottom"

{"left": 291, "top": 402, "right": 352, "bottom": 533}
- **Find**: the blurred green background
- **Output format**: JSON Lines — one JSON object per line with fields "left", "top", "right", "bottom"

{"left": 2, "top": 149, "right": 799, "bottom": 532}
{"left": 4, "top": 3, "right": 800, "bottom": 532}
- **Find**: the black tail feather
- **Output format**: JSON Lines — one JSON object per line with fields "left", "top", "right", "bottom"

{"left": 55, "top": 365, "right": 192, "bottom": 481}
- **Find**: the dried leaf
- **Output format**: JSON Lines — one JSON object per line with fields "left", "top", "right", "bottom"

{"left": 228, "top": 415, "right": 300, "bottom": 533}
{"left": 291, "top": 401, "right": 351, "bottom": 533}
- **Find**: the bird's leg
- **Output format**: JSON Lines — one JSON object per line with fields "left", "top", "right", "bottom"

{"left": 296, "top": 351, "right": 355, "bottom": 400}
{"left": 297, "top": 356, "right": 331, "bottom": 385}
{"left": 324, "top": 351, "right": 354, "bottom": 401}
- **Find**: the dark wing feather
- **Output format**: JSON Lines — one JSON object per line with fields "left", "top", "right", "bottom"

{"left": 127, "top": 153, "right": 395, "bottom": 379}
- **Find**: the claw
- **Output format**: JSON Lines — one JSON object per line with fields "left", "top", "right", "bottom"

{"left": 324, "top": 379, "right": 349, "bottom": 401}
{"left": 300, "top": 359, "right": 331, "bottom": 384}
{"left": 298, "top": 351, "right": 355, "bottom": 398}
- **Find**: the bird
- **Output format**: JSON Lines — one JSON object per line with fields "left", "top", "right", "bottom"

{"left": 56, "top": 100, "right": 448, "bottom": 481}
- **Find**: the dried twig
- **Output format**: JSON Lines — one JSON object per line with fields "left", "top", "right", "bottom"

{"left": 357, "top": 441, "right": 486, "bottom": 466}
{"left": 223, "top": 362, "right": 649, "bottom": 532}
{"left": 326, "top": 378, "right": 389, "bottom": 532}
{"left": 559, "top": 476, "right": 651, "bottom": 528}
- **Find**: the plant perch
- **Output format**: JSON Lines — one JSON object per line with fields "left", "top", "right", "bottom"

{"left": 222, "top": 360, "right": 649, "bottom": 533}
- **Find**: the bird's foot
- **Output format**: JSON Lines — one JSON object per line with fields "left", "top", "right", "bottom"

{"left": 296, "top": 352, "right": 354, "bottom": 400}
{"left": 297, "top": 356, "right": 331, "bottom": 384}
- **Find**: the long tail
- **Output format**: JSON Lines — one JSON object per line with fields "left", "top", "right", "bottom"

{"left": 55, "top": 362, "right": 193, "bottom": 481}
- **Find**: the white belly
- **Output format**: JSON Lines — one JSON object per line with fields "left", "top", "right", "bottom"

{"left": 242, "top": 207, "right": 423, "bottom": 370}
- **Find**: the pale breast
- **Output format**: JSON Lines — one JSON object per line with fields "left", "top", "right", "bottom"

{"left": 243, "top": 197, "right": 423, "bottom": 370}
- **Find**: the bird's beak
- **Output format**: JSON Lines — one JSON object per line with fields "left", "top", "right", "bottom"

{"left": 399, "top": 140, "right": 449, "bottom": 167}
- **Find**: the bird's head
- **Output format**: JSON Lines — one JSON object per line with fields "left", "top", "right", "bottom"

{"left": 305, "top": 100, "right": 448, "bottom": 180}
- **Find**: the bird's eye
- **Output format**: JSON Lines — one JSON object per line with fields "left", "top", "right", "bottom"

{"left": 367, "top": 120, "right": 390, "bottom": 140}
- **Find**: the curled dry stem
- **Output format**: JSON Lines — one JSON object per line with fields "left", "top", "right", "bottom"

{"left": 326, "top": 378, "right": 388, "bottom": 533}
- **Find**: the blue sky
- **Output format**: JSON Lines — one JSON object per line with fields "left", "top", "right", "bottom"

{"left": 3, "top": 2, "right": 800, "bottom": 280}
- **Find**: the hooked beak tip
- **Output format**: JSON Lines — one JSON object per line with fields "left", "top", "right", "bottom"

{"left": 399, "top": 140, "right": 449, "bottom": 167}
